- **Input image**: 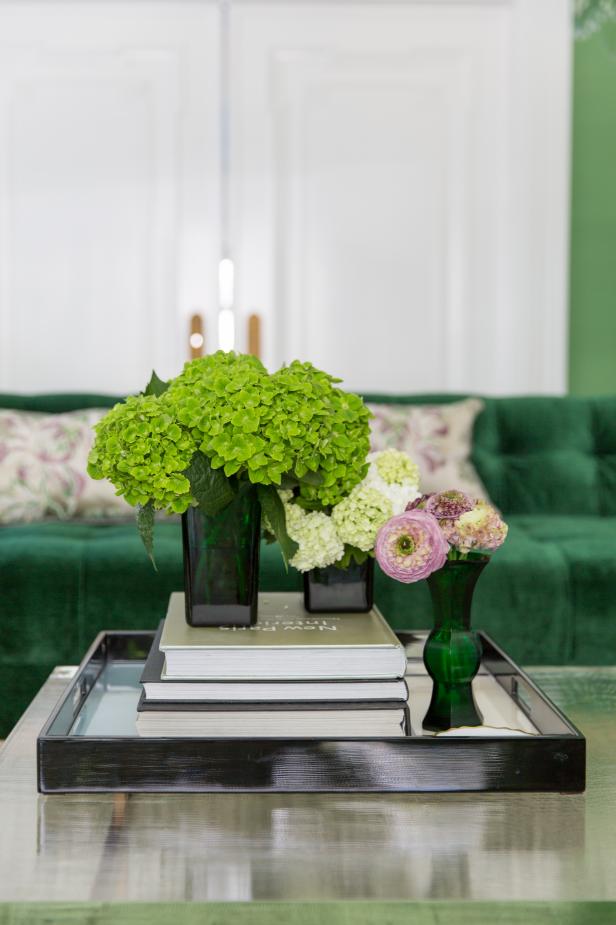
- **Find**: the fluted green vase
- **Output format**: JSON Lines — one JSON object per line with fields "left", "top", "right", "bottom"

{"left": 422, "top": 557, "right": 487, "bottom": 733}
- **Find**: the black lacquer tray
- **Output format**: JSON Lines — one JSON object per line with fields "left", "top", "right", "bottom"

{"left": 37, "top": 630, "right": 585, "bottom": 794}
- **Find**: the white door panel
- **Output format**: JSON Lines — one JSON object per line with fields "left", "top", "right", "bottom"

{"left": 0, "top": 2, "right": 219, "bottom": 393}
{"left": 230, "top": 1, "right": 570, "bottom": 393}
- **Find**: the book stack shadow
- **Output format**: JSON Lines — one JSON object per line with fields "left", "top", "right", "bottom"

{"left": 137, "top": 592, "right": 410, "bottom": 738}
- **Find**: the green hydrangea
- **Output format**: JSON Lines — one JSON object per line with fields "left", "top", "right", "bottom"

{"left": 87, "top": 394, "right": 193, "bottom": 513}
{"left": 165, "top": 353, "right": 371, "bottom": 507}
{"left": 273, "top": 362, "right": 371, "bottom": 508}
{"left": 331, "top": 484, "right": 393, "bottom": 552}
{"left": 87, "top": 352, "right": 371, "bottom": 562}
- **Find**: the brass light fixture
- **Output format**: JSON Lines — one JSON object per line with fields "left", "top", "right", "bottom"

{"left": 189, "top": 314, "right": 205, "bottom": 359}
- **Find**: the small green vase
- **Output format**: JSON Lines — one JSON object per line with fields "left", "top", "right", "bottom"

{"left": 304, "top": 559, "right": 374, "bottom": 613}
{"left": 422, "top": 557, "right": 487, "bottom": 733}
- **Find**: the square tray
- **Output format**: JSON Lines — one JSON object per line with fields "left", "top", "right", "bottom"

{"left": 37, "top": 629, "right": 585, "bottom": 794}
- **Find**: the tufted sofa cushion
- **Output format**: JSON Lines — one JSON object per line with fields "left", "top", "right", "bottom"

{"left": 473, "top": 397, "right": 616, "bottom": 516}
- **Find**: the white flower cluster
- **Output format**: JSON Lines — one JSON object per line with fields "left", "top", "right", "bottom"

{"left": 283, "top": 449, "right": 421, "bottom": 572}
{"left": 364, "top": 449, "right": 421, "bottom": 516}
{"left": 285, "top": 504, "right": 344, "bottom": 572}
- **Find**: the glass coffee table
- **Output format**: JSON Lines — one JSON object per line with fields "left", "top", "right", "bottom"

{"left": 0, "top": 665, "right": 614, "bottom": 923}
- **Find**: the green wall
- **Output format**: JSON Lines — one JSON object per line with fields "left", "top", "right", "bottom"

{"left": 569, "top": 29, "right": 616, "bottom": 394}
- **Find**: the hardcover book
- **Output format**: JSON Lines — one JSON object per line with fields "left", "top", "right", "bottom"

{"left": 159, "top": 592, "right": 407, "bottom": 681}
{"left": 135, "top": 690, "right": 410, "bottom": 738}
{"left": 141, "top": 623, "right": 409, "bottom": 703}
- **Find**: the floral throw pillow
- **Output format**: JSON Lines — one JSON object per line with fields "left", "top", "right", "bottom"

{"left": 0, "top": 409, "right": 132, "bottom": 524}
{"left": 366, "top": 398, "right": 490, "bottom": 501}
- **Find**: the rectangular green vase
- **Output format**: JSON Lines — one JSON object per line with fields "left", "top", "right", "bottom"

{"left": 181, "top": 489, "right": 261, "bottom": 627}
{"left": 303, "top": 559, "right": 374, "bottom": 613}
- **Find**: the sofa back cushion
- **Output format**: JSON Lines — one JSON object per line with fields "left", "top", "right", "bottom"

{"left": 4, "top": 392, "right": 616, "bottom": 517}
{"left": 367, "top": 397, "right": 490, "bottom": 501}
{"left": 0, "top": 406, "right": 131, "bottom": 523}
{"left": 364, "top": 394, "right": 616, "bottom": 516}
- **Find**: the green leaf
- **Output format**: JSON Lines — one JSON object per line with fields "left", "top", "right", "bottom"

{"left": 136, "top": 501, "right": 157, "bottom": 570}
{"left": 297, "top": 469, "right": 323, "bottom": 487}
{"left": 257, "top": 485, "right": 298, "bottom": 571}
{"left": 294, "top": 495, "right": 322, "bottom": 512}
{"left": 266, "top": 464, "right": 284, "bottom": 485}
{"left": 269, "top": 444, "right": 286, "bottom": 462}
{"left": 184, "top": 451, "right": 235, "bottom": 516}
{"left": 142, "top": 370, "right": 169, "bottom": 397}
{"left": 337, "top": 544, "right": 369, "bottom": 569}
{"left": 224, "top": 458, "right": 242, "bottom": 477}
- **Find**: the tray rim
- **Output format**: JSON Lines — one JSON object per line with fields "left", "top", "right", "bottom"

{"left": 37, "top": 627, "right": 586, "bottom": 794}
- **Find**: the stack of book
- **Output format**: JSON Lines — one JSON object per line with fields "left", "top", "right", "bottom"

{"left": 137, "top": 592, "right": 409, "bottom": 738}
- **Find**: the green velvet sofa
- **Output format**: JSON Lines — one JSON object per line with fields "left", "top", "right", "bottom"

{"left": 1, "top": 391, "right": 615, "bottom": 737}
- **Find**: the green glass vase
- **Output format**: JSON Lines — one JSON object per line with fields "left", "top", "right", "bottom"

{"left": 181, "top": 487, "right": 261, "bottom": 627}
{"left": 422, "top": 557, "right": 488, "bottom": 733}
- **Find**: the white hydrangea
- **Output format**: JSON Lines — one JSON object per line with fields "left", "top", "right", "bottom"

{"left": 371, "top": 479, "right": 420, "bottom": 515}
{"left": 331, "top": 484, "right": 393, "bottom": 552}
{"left": 275, "top": 449, "right": 421, "bottom": 572}
{"left": 364, "top": 450, "right": 421, "bottom": 514}
{"left": 284, "top": 503, "right": 344, "bottom": 572}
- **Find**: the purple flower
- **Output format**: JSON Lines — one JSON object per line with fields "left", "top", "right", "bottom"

{"left": 375, "top": 510, "right": 449, "bottom": 584}
{"left": 425, "top": 490, "right": 474, "bottom": 520}
{"left": 405, "top": 493, "right": 433, "bottom": 511}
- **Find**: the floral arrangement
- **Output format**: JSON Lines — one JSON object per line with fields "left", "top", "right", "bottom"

{"left": 375, "top": 489, "right": 508, "bottom": 583}
{"left": 87, "top": 351, "right": 371, "bottom": 564}
{"left": 275, "top": 448, "right": 421, "bottom": 572}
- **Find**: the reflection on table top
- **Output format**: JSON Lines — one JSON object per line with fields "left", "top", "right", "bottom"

{"left": 0, "top": 665, "right": 614, "bottom": 902}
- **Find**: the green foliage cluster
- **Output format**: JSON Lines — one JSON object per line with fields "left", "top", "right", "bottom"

{"left": 166, "top": 354, "right": 370, "bottom": 508}
{"left": 87, "top": 394, "right": 194, "bottom": 512}
{"left": 272, "top": 362, "right": 371, "bottom": 509}
{"left": 87, "top": 352, "right": 371, "bottom": 565}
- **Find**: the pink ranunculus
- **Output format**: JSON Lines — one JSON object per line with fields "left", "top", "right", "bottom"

{"left": 451, "top": 501, "right": 509, "bottom": 554}
{"left": 425, "top": 489, "right": 474, "bottom": 520}
{"left": 438, "top": 518, "right": 462, "bottom": 547}
{"left": 375, "top": 510, "right": 449, "bottom": 584}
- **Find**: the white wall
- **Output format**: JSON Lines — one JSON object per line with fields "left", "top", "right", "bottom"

{"left": 0, "top": 0, "right": 571, "bottom": 395}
